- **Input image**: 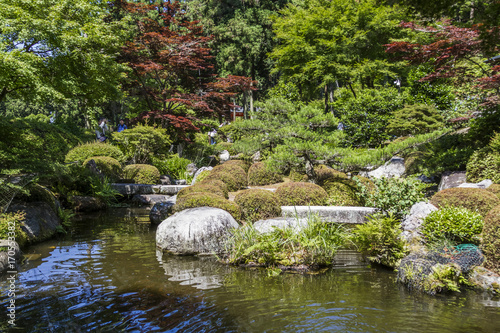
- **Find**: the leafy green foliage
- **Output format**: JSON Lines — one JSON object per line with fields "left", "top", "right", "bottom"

{"left": 177, "top": 183, "right": 229, "bottom": 200}
{"left": 234, "top": 189, "right": 281, "bottom": 223}
{"left": 223, "top": 215, "right": 348, "bottom": 268}
{"left": 65, "top": 142, "right": 125, "bottom": 164}
{"left": 352, "top": 214, "right": 408, "bottom": 267}
{"left": 387, "top": 104, "right": 444, "bottom": 137}
{"left": 174, "top": 193, "right": 242, "bottom": 221}
{"left": 466, "top": 133, "right": 500, "bottom": 183}
{"left": 487, "top": 184, "right": 500, "bottom": 199}
{"left": 83, "top": 156, "right": 122, "bottom": 181}
{"left": 123, "top": 164, "right": 160, "bottom": 185}
{"left": 430, "top": 188, "right": 500, "bottom": 217}
{"left": 481, "top": 205, "right": 500, "bottom": 275}
{"left": 89, "top": 176, "right": 121, "bottom": 207}
{"left": 422, "top": 207, "right": 484, "bottom": 244}
{"left": 153, "top": 154, "right": 192, "bottom": 180}
{"left": 194, "top": 170, "right": 211, "bottom": 184}
{"left": 112, "top": 125, "right": 171, "bottom": 164}
{"left": 322, "top": 179, "right": 362, "bottom": 207}
{"left": 248, "top": 162, "right": 283, "bottom": 186}
{"left": 356, "top": 177, "right": 429, "bottom": 219}
{"left": 0, "top": 212, "right": 28, "bottom": 247}
{"left": 275, "top": 182, "right": 328, "bottom": 206}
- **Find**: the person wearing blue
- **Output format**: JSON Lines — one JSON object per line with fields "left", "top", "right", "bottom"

{"left": 117, "top": 119, "right": 128, "bottom": 132}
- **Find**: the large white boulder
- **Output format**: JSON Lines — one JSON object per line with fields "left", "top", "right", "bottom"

{"left": 219, "top": 150, "right": 230, "bottom": 162}
{"left": 361, "top": 157, "right": 405, "bottom": 179}
{"left": 156, "top": 207, "right": 239, "bottom": 255}
{"left": 400, "top": 202, "right": 438, "bottom": 242}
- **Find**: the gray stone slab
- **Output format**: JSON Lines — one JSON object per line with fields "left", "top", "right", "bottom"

{"left": 154, "top": 185, "right": 189, "bottom": 195}
{"left": 438, "top": 171, "right": 467, "bottom": 191}
{"left": 112, "top": 184, "right": 188, "bottom": 196}
{"left": 131, "top": 194, "right": 173, "bottom": 206}
{"left": 281, "top": 206, "right": 378, "bottom": 224}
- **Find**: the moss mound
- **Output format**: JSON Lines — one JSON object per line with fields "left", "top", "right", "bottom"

{"left": 177, "top": 183, "right": 228, "bottom": 199}
{"left": 223, "top": 160, "right": 251, "bottom": 173}
{"left": 315, "top": 165, "right": 348, "bottom": 185}
{"left": 234, "top": 189, "right": 282, "bottom": 222}
{"left": 198, "top": 179, "right": 229, "bottom": 194}
{"left": 482, "top": 205, "right": 500, "bottom": 274}
{"left": 275, "top": 182, "right": 328, "bottom": 206}
{"left": 194, "top": 170, "right": 211, "bottom": 183}
{"left": 65, "top": 142, "right": 125, "bottom": 164}
{"left": 487, "top": 184, "right": 500, "bottom": 199}
{"left": 430, "top": 188, "right": 500, "bottom": 217}
{"left": 123, "top": 164, "right": 160, "bottom": 185}
{"left": 289, "top": 169, "right": 309, "bottom": 182}
{"left": 83, "top": 156, "right": 122, "bottom": 181}
{"left": 174, "top": 192, "right": 241, "bottom": 220}
{"left": 322, "top": 179, "right": 362, "bottom": 206}
{"left": 247, "top": 162, "right": 283, "bottom": 186}
{"left": 204, "top": 164, "right": 247, "bottom": 191}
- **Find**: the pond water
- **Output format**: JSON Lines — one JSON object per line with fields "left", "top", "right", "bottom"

{"left": 1, "top": 208, "right": 500, "bottom": 332}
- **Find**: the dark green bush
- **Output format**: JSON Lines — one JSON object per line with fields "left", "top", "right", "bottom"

{"left": 387, "top": 104, "right": 444, "bottom": 137}
{"left": 322, "top": 179, "right": 362, "bottom": 206}
{"left": 215, "top": 142, "right": 237, "bottom": 155}
{"left": 275, "top": 182, "right": 328, "bottom": 206}
{"left": 111, "top": 125, "right": 171, "bottom": 164}
{"left": 223, "top": 160, "right": 251, "bottom": 173}
{"left": 234, "top": 189, "right": 281, "bottom": 222}
{"left": 0, "top": 212, "right": 29, "bottom": 247}
{"left": 430, "top": 188, "right": 500, "bottom": 217}
{"left": 204, "top": 164, "right": 247, "bottom": 191}
{"left": 466, "top": 148, "right": 500, "bottom": 183}
{"left": 174, "top": 193, "right": 241, "bottom": 220}
{"left": 487, "top": 184, "right": 500, "bottom": 199}
{"left": 83, "top": 156, "right": 122, "bottom": 181}
{"left": 153, "top": 154, "right": 192, "bottom": 180}
{"left": 248, "top": 162, "right": 283, "bottom": 186}
{"left": 482, "top": 205, "right": 500, "bottom": 274}
{"left": 177, "top": 183, "right": 228, "bottom": 199}
{"left": 123, "top": 164, "right": 160, "bottom": 185}
{"left": 422, "top": 207, "right": 484, "bottom": 244}
{"left": 65, "top": 142, "right": 125, "bottom": 164}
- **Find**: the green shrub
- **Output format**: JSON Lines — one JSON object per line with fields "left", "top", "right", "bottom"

{"left": 322, "top": 179, "right": 362, "bottom": 206}
{"left": 289, "top": 169, "right": 309, "bottom": 182}
{"left": 223, "top": 214, "right": 348, "bottom": 268}
{"left": 487, "top": 184, "right": 500, "bottom": 199}
{"left": 223, "top": 160, "right": 251, "bottom": 173}
{"left": 430, "top": 188, "right": 500, "bottom": 217}
{"left": 314, "top": 165, "right": 347, "bottom": 185}
{"left": 177, "top": 183, "right": 228, "bottom": 199}
{"left": 152, "top": 154, "right": 192, "bottom": 180}
{"left": 65, "top": 142, "right": 125, "bottom": 164}
{"left": 234, "top": 189, "right": 281, "bottom": 222}
{"left": 352, "top": 214, "right": 408, "bottom": 268}
{"left": 466, "top": 148, "right": 500, "bottom": 183}
{"left": 482, "top": 205, "right": 500, "bottom": 274}
{"left": 89, "top": 176, "right": 122, "bottom": 207}
{"left": 422, "top": 207, "right": 484, "bottom": 244}
{"left": 0, "top": 116, "right": 82, "bottom": 173}
{"left": 111, "top": 125, "right": 171, "bottom": 164}
{"left": 123, "top": 164, "right": 160, "bottom": 185}
{"left": 275, "top": 182, "right": 328, "bottom": 206}
{"left": 83, "top": 156, "right": 122, "bottom": 181}
{"left": 205, "top": 164, "right": 247, "bottom": 191}
{"left": 215, "top": 142, "right": 237, "bottom": 155}
{"left": 248, "top": 162, "right": 284, "bottom": 186}
{"left": 174, "top": 193, "right": 241, "bottom": 220}
{"left": 387, "top": 104, "right": 444, "bottom": 137}
{"left": 356, "top": 177, "right": 429, "bottom": 219}
{"left": 0, "top": 212, "right": 29, "bottom": 247}
{"left": 198, "top": 179, "right": 229, "bottom": 194}
{"left": 194, "top": 170, "right": 211, "bottom": 183}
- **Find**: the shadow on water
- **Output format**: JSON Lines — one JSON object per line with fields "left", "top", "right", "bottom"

{"left": 0, "top": 208, "right": 499, "bottom": 332}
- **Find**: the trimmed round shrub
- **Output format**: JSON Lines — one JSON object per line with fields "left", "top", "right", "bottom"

{"left": 466, "top": 148, "right": 500, "bottom": 183}
{"left": 174, "top": 193, "right": 241, "bottom": 220}
{"left": 487, "top": 184, "right": 500, "bottom": 199}
{"left": 430, "top": 188, "right": 500, "bottom": 217}
{"left": 83, "top": 156, "right": 122, "bottom": 181}
{"left": 234, "top": 189, "right": 281, "bottom": 222}
{"left": 422, "top": 207, "right": 484, "bottom": 244}
{"left": 322, "top": 179, "right": 362, "bottom": 206}
{"left": 223, "top": 160, "right": 251, "bottom": 173}
{"left": 194, "top": 170, "right": 211, "bottom": 183}
{"left": 248, "top": 162, "right": 283, "bottom": 186}
{"left": 482, "top": 205, "right": 500, "bottom": 274}
{"left": 65, "top": 142, "right": 125, "bottom": 164}
{"left": 275, "top": 182, "right": 328, "bottom": 206}
{"left": 205, "top": 164, "right": 247, "bottom": 191}
{"left": 289, "top": 169, "right": 309, "bottom": 182}
{"left": 123, "top": 164, "right": 160, "bottom": 185}
{"left": 198, "top": 179, "right": 229, "bottom": 194}
{"left": 314, "top": 165, "right": 347, "bottom": 185}
{"left": 177, "top": 183, "right": 228, "bottom": 199}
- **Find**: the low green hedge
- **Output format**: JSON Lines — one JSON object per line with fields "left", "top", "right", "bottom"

{"left": 487, "top": 184, "right": 500, "bottom": 199}
{"left": 204, "top": 164, "right": 247, "bottom": 191}
{"left": 482, "top": 205, "right": 500, "bottom": 275}
{"left": 223, "top": 160, "right": 251, "bottom": 173}
{"left": 198, "top": 179, "right": 229, "bottom": 194}
{"left": 430, "top": 188, "right": 500, "bottom": 217}
{"left": 289, "top": 169, "right": 309, "bottom": 182}
{"left": 275, "top": 182, "right": 328, "bottom": 206}
{"left": 83, "top": 156, "right": 122, "bottom": 181}
{"left": 194, "top": 170, "right": 211, "bottom": 183}
{"left": 65, "top": 142, "right": 125, "bottom": 164}
{"left": 322, "top": 179, "right": 362, "bottom": 206}
{"left": 248, "top": 162, "right": 283, "bottom": 186}
{"left": 174, "top": 193, "right": 242, "bottom": 220}
{"left": 422, "top": 207, "right": 484, "bottom": 244}
{"left": 315, "top": 165, "right": 348, "bottom": 185}
{"left": 123, "top": 164, "right": 160, "bottom": 185}
{"left": 177, "top": 183, "right": 229, "bottom": 199}
{"left": 234, "top": 189, "right": 281, "bottom": 222}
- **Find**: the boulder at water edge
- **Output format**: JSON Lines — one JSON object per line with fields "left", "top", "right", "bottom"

{"left": 149, "top": 197, "right": 177, "bottom": 224}
{"left": 401, "top": 202, "right": 438, "bottom": 242}
{"left": 0, "top": 239, "right": 22, "bottom": 273}
{"left": 360, "top": 157, "right": 405, "bottom": 179}
{"left": 156, "top": 207, "right": 239, "bottom": 255}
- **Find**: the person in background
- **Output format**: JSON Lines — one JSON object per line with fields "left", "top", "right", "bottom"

{"left": 117, "top": 119, "right": 128, "bottom": 132}
{"left": 96, "top": 117, "right": 109, "bottom": 142}
{"left": 208, "top": 127, "right": 217, "bottom": 145}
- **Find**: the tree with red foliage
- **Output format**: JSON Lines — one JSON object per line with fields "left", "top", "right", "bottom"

{"left": 115, "top": 0, "right": 255, "bottom": 141}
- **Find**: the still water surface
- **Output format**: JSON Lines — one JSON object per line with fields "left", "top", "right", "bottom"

{"left": 1, "top": 208, "right": 500, "bottom": 332}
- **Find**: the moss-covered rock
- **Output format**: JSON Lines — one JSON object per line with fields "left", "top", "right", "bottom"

{"left": 482, "top": 205, "right": 500, "bottom": 275}
{"left": 322, "top": 179, "right": 362, "bottom": 206}
{"left": 234, "top": 189, "right": 281, "bottom": 222}
{"left": 83, "top": 156, "right": 122, "bottom": 181}
{"left": 174, "top": 192, "right": 241, "bottom": 220}
{"left": 65, "top": 142, "right": 125, "bottom": 164}
{"left": 223, "top": 159, "right": 251, "bottom": 173}
{"left": 204, "top": 164, "right": 247, "bottom": 191}
{"left": 487, "top": 184, "right": 500, "bottom": 199}
{"left": 275, "top": 182, "right": 328, "bottom": 206}
{"left": 177, "top": 183, "right": 228, "bottom": 199}
{"left": 123, "top": 164, "right": 160, "bottom": 185}
{"left": 248, "top": 162, "right": 283, "bottom": 186}
{"left": 430, "top": 188, "right": 500, "bottom": 217}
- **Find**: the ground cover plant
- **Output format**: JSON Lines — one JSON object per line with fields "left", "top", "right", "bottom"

{"left": 481, "top": 205, "right": 500, "bottom": 275}
{"left": 430, "top": 188, "right": 499, "bottom": 217}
